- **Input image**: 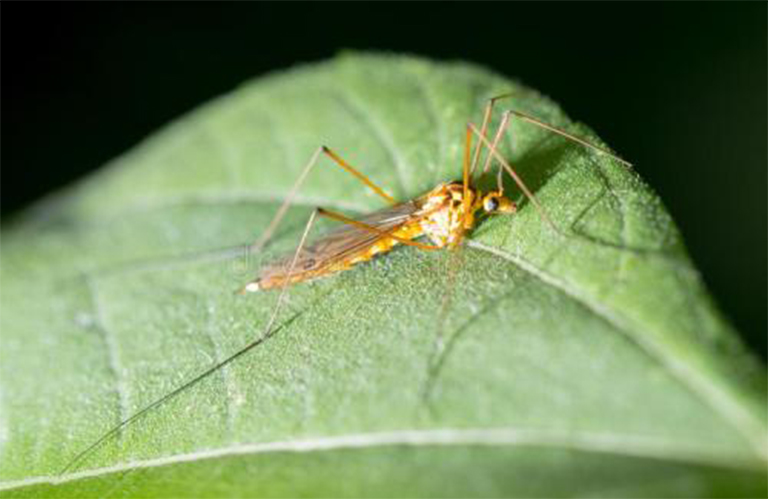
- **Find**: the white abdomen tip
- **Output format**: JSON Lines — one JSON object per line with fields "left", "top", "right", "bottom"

{"left": 244, "top": 282, "right": 261, "bottom": 293}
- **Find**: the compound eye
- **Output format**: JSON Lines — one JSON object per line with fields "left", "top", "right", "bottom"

{"left": 483, "top": 196, "right": 500, "bottom": 212}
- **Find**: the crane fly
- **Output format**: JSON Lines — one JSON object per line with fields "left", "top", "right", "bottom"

{"left": 60, "top": 93, "right": 631, "bottom": 475}
{"left": 240, "top": 94, "right": 629, "bottom": 292}
{"left": 244, "top": 178, "right": 516, "bottom": 291}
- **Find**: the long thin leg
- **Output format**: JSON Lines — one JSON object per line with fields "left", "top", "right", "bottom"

{"left": 504, "top": 110, "right": 633, "bottom": 168}
{"left": 482, "top": 111, "right": 511, "bottom": 177}
{"left": 61, "top": 210, "right": 320, "bottom": 475}
{"left": 250, "top": 146, "right": 396, "bottom": 254}
{"left": 469, "top": 92, "right": 515, "bottom": 177}
{"left": 420, "top": 99, "right": 512, "bottom": 407}
{"left": 481, "top": 109, "right": 633, "bottom": 179}
{"left": 469, "top": 121, "right": 562, "bottom": 235}
{"left": 425, "top": 98, "right": 518, "bottom": 401}
{"left": 462, "top": 124, "right": 473, "bottom": 221}
{"left": 321, "top": 147, "right": 396, "bottom": 204}
{"left": 421, "top": 241, "right": 463, "bottom": 406}
{"left": 472, "top": 104, "right": 634, "bottom": 233}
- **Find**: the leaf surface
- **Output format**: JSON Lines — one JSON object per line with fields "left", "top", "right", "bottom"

{"left": 1, "top": 53, "right": 765, "bottom": 498}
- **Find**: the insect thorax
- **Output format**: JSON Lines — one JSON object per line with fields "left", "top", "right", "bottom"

{"left": 418, "top": 182, "right": 477, "bottom": 247}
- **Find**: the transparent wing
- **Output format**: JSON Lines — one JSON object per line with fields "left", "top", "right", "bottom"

{"left": 258, "top": 200, "right": 422, "bottom": 284}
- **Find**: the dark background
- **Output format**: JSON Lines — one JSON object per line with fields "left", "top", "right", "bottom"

{"left": 3, "top": 4, "right": 766, "bottom": 359}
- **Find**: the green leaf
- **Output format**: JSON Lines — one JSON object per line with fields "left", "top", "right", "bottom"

{"left": 1, "top": 52, "right": 765, "bottom": 498}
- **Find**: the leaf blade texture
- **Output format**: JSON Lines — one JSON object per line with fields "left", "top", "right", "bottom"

{"left": 1, "top": 53, "right": 765, "bottom": 498}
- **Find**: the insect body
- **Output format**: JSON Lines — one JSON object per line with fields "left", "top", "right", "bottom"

{"left": 241, "top": 96, "right": 630, "bottom": 295}
{"left": 249, "top": 182, "right": 516, "bottom": 290}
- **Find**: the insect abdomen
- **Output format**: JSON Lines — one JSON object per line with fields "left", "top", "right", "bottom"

{"left": 256, "top": 223, "right": 425, "bottom": 290}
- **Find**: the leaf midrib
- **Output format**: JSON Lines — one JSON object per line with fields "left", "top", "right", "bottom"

{"left": 1, "top": 427, "right": 762, "bottom": 491}
{"left": 467, "top": 240, "right": 767, "bottom": 461}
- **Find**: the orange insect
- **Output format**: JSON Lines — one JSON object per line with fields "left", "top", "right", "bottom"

{"left": 61, "top": 93, "right": 630, "bottom": 474}
{"left": 240, "top": 94, "right": 628, "bottom": 293}
{"left": 246, "top": 176, "right": 516, "bottom": 291}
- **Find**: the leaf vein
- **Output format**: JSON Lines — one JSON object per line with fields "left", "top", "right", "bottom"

{"left": 84, "top": 276, "right": 129, "bottom": 434}
{"left": 2, "top": 427, "right": 760, "bottom": 491}
{"left": 467, "top": 239, "right": 767, "bottom": 459}
{"left": 202, "top": 302, "right": 237, "bottom": 437}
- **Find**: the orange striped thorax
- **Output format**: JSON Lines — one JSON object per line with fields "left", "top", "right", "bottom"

{"left": 419, "top": 181, "right": 479, "bottom": 248}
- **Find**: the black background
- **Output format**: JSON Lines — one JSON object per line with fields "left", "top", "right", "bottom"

{"left": 3, "top": 4, "right": 766, "bottom": 359}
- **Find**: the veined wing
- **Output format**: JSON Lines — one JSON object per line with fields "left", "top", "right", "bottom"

{"left": 256, "top": 199, "right": 424, "bottom": 288}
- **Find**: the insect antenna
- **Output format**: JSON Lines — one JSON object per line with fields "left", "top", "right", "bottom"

{"left": 60, "top": 209, "right": 320, "bottom": 475}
